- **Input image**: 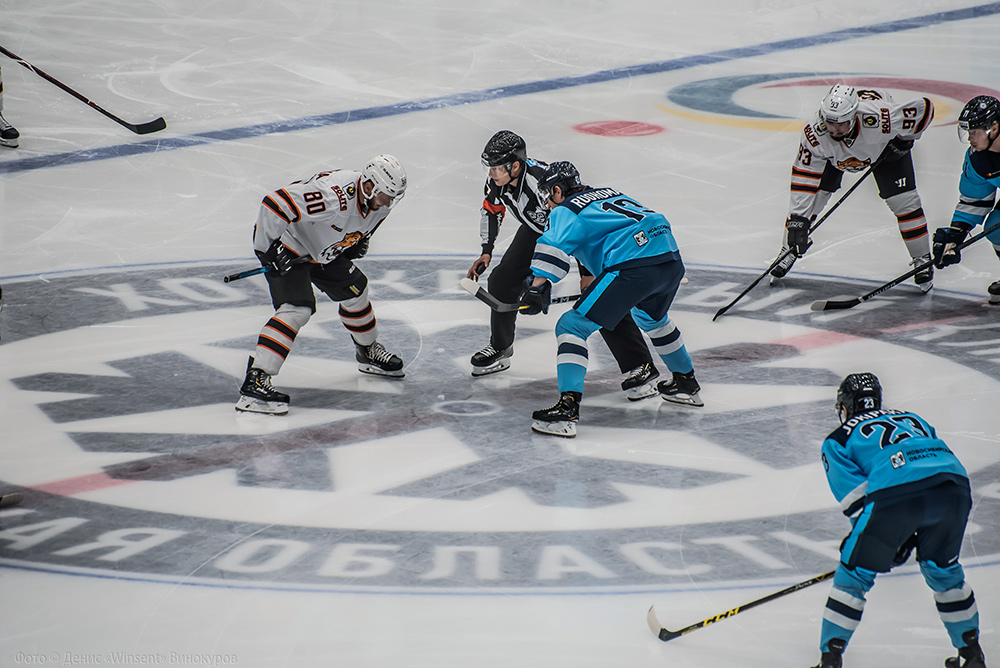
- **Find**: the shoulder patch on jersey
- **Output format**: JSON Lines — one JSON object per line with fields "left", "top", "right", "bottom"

{"left": 346, "top": 184, "right": 356, "bottom": 199}
{"left": 633, "top": 231, "right": 649, "bottom": 247}
{"left": 862, "top": 114, "right": 879, "bottom": 128}
{"left": 969, "top": 149, "right": 1000, "bottom": 181}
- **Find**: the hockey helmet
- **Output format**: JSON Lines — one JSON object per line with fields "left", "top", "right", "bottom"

{"left": 819, "top": 84, "right": 860, "bottom": 125}
{"left": 361, "top": 154, "right": 407, "bottom": 205}
{"left": 481, "top": 130, "right": 527, "bottom": 168}
{"left": 537, "top": 160, "right": 582, "bottom": 200}
{"left": 958, "top": 95, "right": 1000, "bottom": 142}
{"left": 835, "top": 372, "right": 882, "bottom": 421}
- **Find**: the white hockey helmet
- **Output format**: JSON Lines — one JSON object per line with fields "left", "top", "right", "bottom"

{"left": 819, "top": 84, "right": 860, "bottom": 124}
{"left": 361, "top": 154, "right": 407, "bottom": 205}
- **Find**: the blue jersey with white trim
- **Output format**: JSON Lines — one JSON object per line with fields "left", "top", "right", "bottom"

{"left": 821, "top": 408, "right": 968, "bottom": 519}
{"left": 530, "top": 187, "right": 680, "bottom": 283}
{"left": 951, "top": 148, "right": 1000, "bottom": 229}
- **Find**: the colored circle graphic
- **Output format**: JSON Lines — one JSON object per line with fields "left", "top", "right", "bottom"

{"left": 659, "top": 72, "right": 1000, "bottom": 131}
{"left": 573, "top": 120, "right": 665, "bottom": 137}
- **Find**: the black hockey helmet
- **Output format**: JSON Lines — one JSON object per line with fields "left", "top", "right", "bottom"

{"left": 537, "top": 160, "right": 582, "bottom": 199}
{"left": 835, "top": 372, "right": 882, "bottom": 421}
{"left": 958, "top": 95, "right": 1000, "bottom": 146}
{"left": 482, "top": 130, "right": 527, "bottom": 168}
{"left": 959, "top": 95, "right": 1000, "bottom": 130}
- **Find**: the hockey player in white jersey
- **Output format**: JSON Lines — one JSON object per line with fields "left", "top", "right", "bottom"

{"left": 772, "top": 84, "right": 935, "bottom": 291}
{"left": 0, "top": 66, "right": 19, "bottom": 148}
{"left": 236, "top": 154, "right": 408, "bottom": 415}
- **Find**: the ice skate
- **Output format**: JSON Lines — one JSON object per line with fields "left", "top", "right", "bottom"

{"left": 0, "top": 113, "right": 18, "bottom": 149}
{"left": 471, "top": 343, "right": 513, "bottom": 377}
{"left": 809, "top": 639, "right": 846, "bottom": 668}
{"left": 236, "top": 357, "right": 289, "bottom": 415}
{"left": 769, "top": 247, "right": 797, "bottom": 285}
{"left": 945, "top": 630, "right": 987, "bottom": 668}
{"left": 658, "top": 370, "right": 704, "bottom": 407}
{"left": 987, "top": 280, "right": 1000, "bottom": 306}
{"left": 0, "top": 492, "right": 24, "bottom": 508}
{"left": 912, "top": 253, "right": 933, "bottom": 293}
{"left": 621, "top": 362, "right": 659, "bottom": 401}
{"left": 356, "top": 340, "right": 404, "bottom": 378}
{"left": 531, "top": 391, "right": 581, "bottom": 438}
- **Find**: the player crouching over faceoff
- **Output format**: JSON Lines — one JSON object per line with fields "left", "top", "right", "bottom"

{"left": 520, "top": 161, "right": 702, "bottom": 438}
{"left": 808, "top": 373, "right": 985, "bottom": 668}
{"left": 932, "top": 95, "right": 1000, "bottom": 306}
{"left": 236, "top": 154, "right": 408, "bottom": 415}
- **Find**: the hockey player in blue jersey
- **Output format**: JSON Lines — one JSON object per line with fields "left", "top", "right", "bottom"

{"left": 519, "top": 161, "right": 702, "bottom": 437}
{"left": 932, "top": 95, "right": 1000, "bottom": 305}
{"left": 809, "top": 373, "right": 985, "bottom": 668}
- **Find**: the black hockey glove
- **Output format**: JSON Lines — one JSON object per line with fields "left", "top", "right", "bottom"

{"left": 880, "top": 137, "right": 914, "bottom": 163}
{"left": 261, "top": 238, "right": 299, "bottom": 276}
{"left": 932, "top": 225, "right": 970, "bottom": 269}
{"left": 891, "top": 533, "right": 919, "bottom": 567}
{"left": 518, "top": 277, "right": 551, "bottom": 315}
{"left": 342, "top": 236, "right": 369, "bottom": 260}
{"left": 785, "top": 214, "right": 812, "bottom": 257}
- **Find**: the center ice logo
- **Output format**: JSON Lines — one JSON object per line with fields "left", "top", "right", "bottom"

{"left": 1, "top": 260, "right": 998, "bottom": 591}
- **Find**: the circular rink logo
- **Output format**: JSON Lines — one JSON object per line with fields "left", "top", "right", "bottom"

{"left": 658, "top": 73, "right": 1000, "bottom": 131}
{"left": 0, "top": 260, "right": 998, "bottom": 592}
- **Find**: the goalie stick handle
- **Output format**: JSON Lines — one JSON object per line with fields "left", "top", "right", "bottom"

{"left": 648, "top": 570, "right": 835, "bottom": 642}
{"left": 712, "top": 166, "right": 875, "bottom": 321}
{"left": 811, "top": 218, "right": 1000, "bottom": 311}
{"left": 0, "top": 44, "right": 166, "bottom": 135}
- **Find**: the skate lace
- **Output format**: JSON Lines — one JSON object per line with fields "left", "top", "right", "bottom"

{"left": 367, "top": 341, "right": 395, "bottom": 364}
{"left": 253, "top": 369, "right": 275, "bottom": 390}
{"left": 0, "top": 115, "right": 12, "bottom": 131}
{"left": 477, "top": 343, "right": 499, "bottom": 357}
{"left": 625, "top": 364, "right": 648, "bottom": 382}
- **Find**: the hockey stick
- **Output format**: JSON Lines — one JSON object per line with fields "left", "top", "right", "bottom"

{"left": 712, "top": 166, "right": 876, "bottom": 321}
{"left": 810, "top": 219, "right": 1000, "bottom": 311}
{"left": 646, "top": 570, "right": 835, "bottom": 642}
{"left": 223, "top": 256, "right": 314, "bottom": 283}
{"left": 460, "top": 277, "right": 580, "bottom": 312}
{"left": 0, "top": 44, "right": 166, "bottom": 135}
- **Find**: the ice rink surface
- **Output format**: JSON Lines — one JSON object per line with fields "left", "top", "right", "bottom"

{"left": 1, "top": 1, "right": 999, "bottom": 667}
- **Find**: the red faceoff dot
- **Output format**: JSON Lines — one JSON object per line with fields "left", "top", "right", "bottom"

{"left": 573, "top": 120, "right": 665, "bottom": 137}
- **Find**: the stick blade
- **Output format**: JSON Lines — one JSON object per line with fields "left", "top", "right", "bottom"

{"left": 646, "top": 605, "right": 662, "bottom": 637}
{"left": 459, "top": 277, "right": 481, "bottom": 297}
{"left": 131, "top": 117, "right": 167, "bottom": 135}
{"left": 810, "top": 298, "right": 860, "bottom": 312}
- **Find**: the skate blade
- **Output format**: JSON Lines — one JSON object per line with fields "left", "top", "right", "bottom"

{"left": 661, "top": 392, "right": 704, "bottom": 407}
{"left": 917, "top": 282, "right": 933, "bottom": 294}
{"left": 235, "top": 395, "right": 289, "bottom": 415}
{"left": 358, "top": 364, "right": 405, "bottom": 378}
{"left": 471, "top": 359, "right": 511, "bottom": 377}
{"left": 625, "top": 382, "right": 658, "bottom": 401}
{"left": 0, "top": 493, "right": 24, "bottom": 508}
{"left": 0, "top": 139, "right": 18, "bottom": 149}
{"left": 531, "top": 420, "right": 577, "bottom": 438}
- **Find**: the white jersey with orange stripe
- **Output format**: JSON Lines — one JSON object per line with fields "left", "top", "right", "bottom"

{"left": 252, "top": 169, "right": 391, "bottom": 263}
{"left": 788, "top": 90, "right": 933, "bottom": 220}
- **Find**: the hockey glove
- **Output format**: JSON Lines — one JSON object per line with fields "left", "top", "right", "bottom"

{"left": 880, "top": 137, "right": 914, "bottom": 163}
{"left": 785, "top": 214, "right": 812, "bottom": 257}
{"left": 891, "top": 533, "right": 919, "bottom": 567}
{"left": 518, "top": 277, "right": 551, "bottom": 315}
{"left": 932, "top": 225, "right": 970, "bottom": 269}
{"left": 261, "top": 238, "right": 300, "bottom": 276}
{"left": 342, "top": 236, "right": 369, "bottom": 260}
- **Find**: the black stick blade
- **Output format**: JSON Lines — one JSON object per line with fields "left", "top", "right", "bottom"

{"left": 131, "top": 117, "right": 167, "bottom": 135}
{"left": 810, "top": 298, "right": 859, "bottom": 312}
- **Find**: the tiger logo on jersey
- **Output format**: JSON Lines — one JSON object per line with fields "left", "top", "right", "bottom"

{"left": 319, "top": 231, "right": 363, "bottom": 261}
{"left": 837, "top": 156, "right": 871, "bottom": 171}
